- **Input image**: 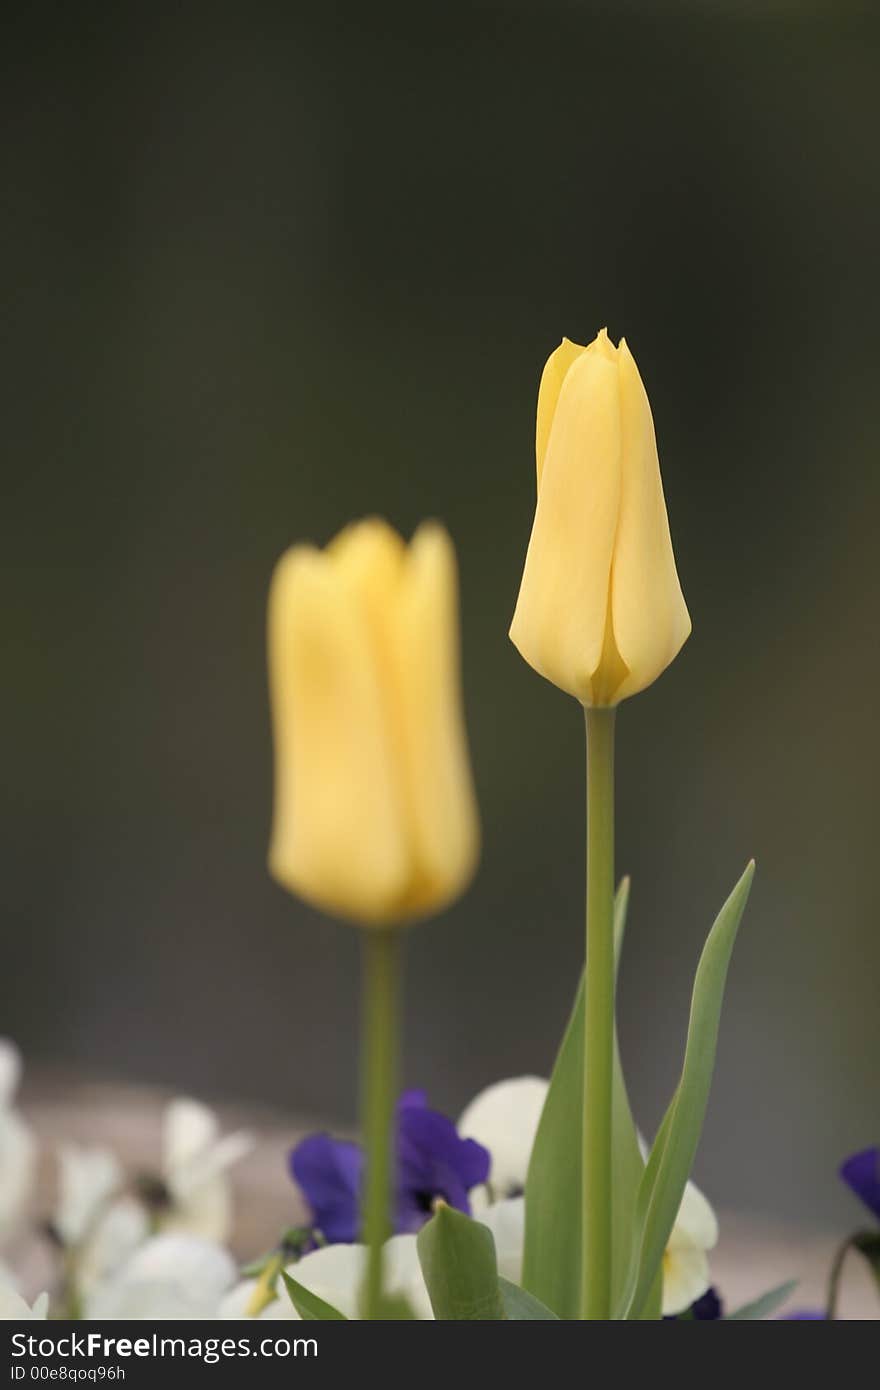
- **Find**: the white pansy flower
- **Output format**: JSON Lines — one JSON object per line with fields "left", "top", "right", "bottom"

{"left": 86, "top": 1234, "right": 237, "bottom": 1320}
{"left": 55, "top": 1145, "right": 124, "bottom": 1247}
{"left": 457, "top": 1077, "right": 548, "bottom": 1201}
{"left": 661, "top": 1176, "right": 719, "bottom": 1316}
{"left": 476, "top": 1197, "right": 524, "bottom": 1284}
{"left": 75, "top": 1198, "right": 150, "bottom": 1297}
{"left": 54, "top": 1146, "right": 148, "bottom": 1302}
{"left": 0, "top": 1041, "right": 36, "bottom": 1241}
{"left": 219, "top": 1235, "right": 433, "bottom": 1321}
{"left": 158, "top": 1099, "right": 253, "bottom": 1243}
{"left": 54, "top": 1096, "right": 252, "bottom": 1306}
{"left": 0, "top": 1288, "right": 48, "bottom": 1320}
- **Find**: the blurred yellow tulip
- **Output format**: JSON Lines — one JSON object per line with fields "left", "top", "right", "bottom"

{"left": 268, "top": 519, "right": 480, "bottom": 926}
{"left": 510, "top": 330, "right": 691, "bottom": 705}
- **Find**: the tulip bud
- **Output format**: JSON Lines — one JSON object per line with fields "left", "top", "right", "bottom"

{"left": 510, "top": 330, "right": 691, "bottom": 705}
{"left": 268, "top": 519, "right": 480, "bottom": 926}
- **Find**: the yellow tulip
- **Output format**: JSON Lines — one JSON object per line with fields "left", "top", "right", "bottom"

{"left": 509, "top": 329, "right": 691, "bottom": 705}
{"left": 267, "top": 519, "right": 480, "bottom": 926}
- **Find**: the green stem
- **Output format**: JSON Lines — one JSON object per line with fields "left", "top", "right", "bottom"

{"left": 825, "top": 1230, "right": 876, "bottom": 1319}
{"left": 246, "top": 1251, "right": 284, "bottom": 1317}
{"left": 826, "top": 1238, "right": 849, "bottom": 1320}
{"left": 361, "top": 926, "right": 401, "bottom": 1320}
{"left": 581, "top": 706, "right": 616, "bottom": 1319}
{"left": 61, "top": 1250, "right": 83, "bottom": 1321}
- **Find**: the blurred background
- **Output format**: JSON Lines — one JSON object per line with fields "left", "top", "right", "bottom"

{"left": 3, "top": 1, "right": 878, "bottom": 1231}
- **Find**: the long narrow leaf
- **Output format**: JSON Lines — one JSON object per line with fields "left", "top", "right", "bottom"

{"left": 624, "top": 862, "right": 755, "bottom": 1319}
{"left": 608, "top": 882, "right": 654, "bottom": 1316}
{"left": 523, "top": 881, "right": 642, "bottom": 1317}
{"left": 521, "top": 974, "right": 583, "bottom": 1316}
{"left": 725, "top": 1279, "right": 797, "bottom": 1320}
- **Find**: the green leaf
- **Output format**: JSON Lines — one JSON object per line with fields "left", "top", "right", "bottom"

{"left": 523, "top": 880, "right": 646, "bottom": 1318}
{"left": 725, "top": 1279, "right": 798, "bottom": 1320}
{"left": 608, "top": 882, "right": 657, "bottom": 1318}
{"left": 636, "top": 1267, "right": 664, "bottom": 1322}
{"left": 623, "top": 861, "right": 755, "bottom": 1319}
{"left": 521, "top": 966, "right": 583, "bottom": 1317}
{"left": 281, "top": 1270, "right": 348, "bottom": 1320}
{"left": 417, "top": 1203, "right": 505, "bottom": 1319}
{"left": 498, "top": 1277, "right": 559, "bottom": 1319}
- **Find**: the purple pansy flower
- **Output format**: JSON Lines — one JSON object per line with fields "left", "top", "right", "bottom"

{"left": 395, "top": 1089, "right": 491, "bottom": 1232}
{"left": 688, "top": 1287, "right": 723, "bottom": 1320}
{"left": 290, "top": 1090, "right": 490, "bottom": 1244}
{"left": 839, "top": 1146, "right": 880, "bottom": 1222}
{"left": 289, "top": 1133, "right": 364, "bottom": 1243}
{"left": 664, "top": 1286, "right": 722, "bottom": 1321}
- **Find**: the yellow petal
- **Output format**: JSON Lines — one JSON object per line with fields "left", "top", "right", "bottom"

{"left": 267, "top": 546, "right": 409, "bottom": 923}
{"left": 609, "top": 340, "right": 691, "bottom": 700}
{"left": 328, "top": 517, "right": 406, "bottom": 621}
{"left": 535, "top": 338, "right": 588, "bottom": 489}
{"left": 510, "top": 347, "right": 622, "bottom": 702}
{"left": 591, "top": 325, "right": 618, "bottom": 363}
{"left": 389, "top": 524, "right": 480, "bottom": 916}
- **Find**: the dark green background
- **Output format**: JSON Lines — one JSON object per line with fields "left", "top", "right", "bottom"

{"left": 4, "top": 3, "right": 878, "bottom": 1225}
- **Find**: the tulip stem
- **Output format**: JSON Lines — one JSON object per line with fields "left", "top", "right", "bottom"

{"left": 582, "top": 706, "right": 616, "bottom": 1319}
{"left": 361, "top": 925, "right": 400, "bottom": 1320}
